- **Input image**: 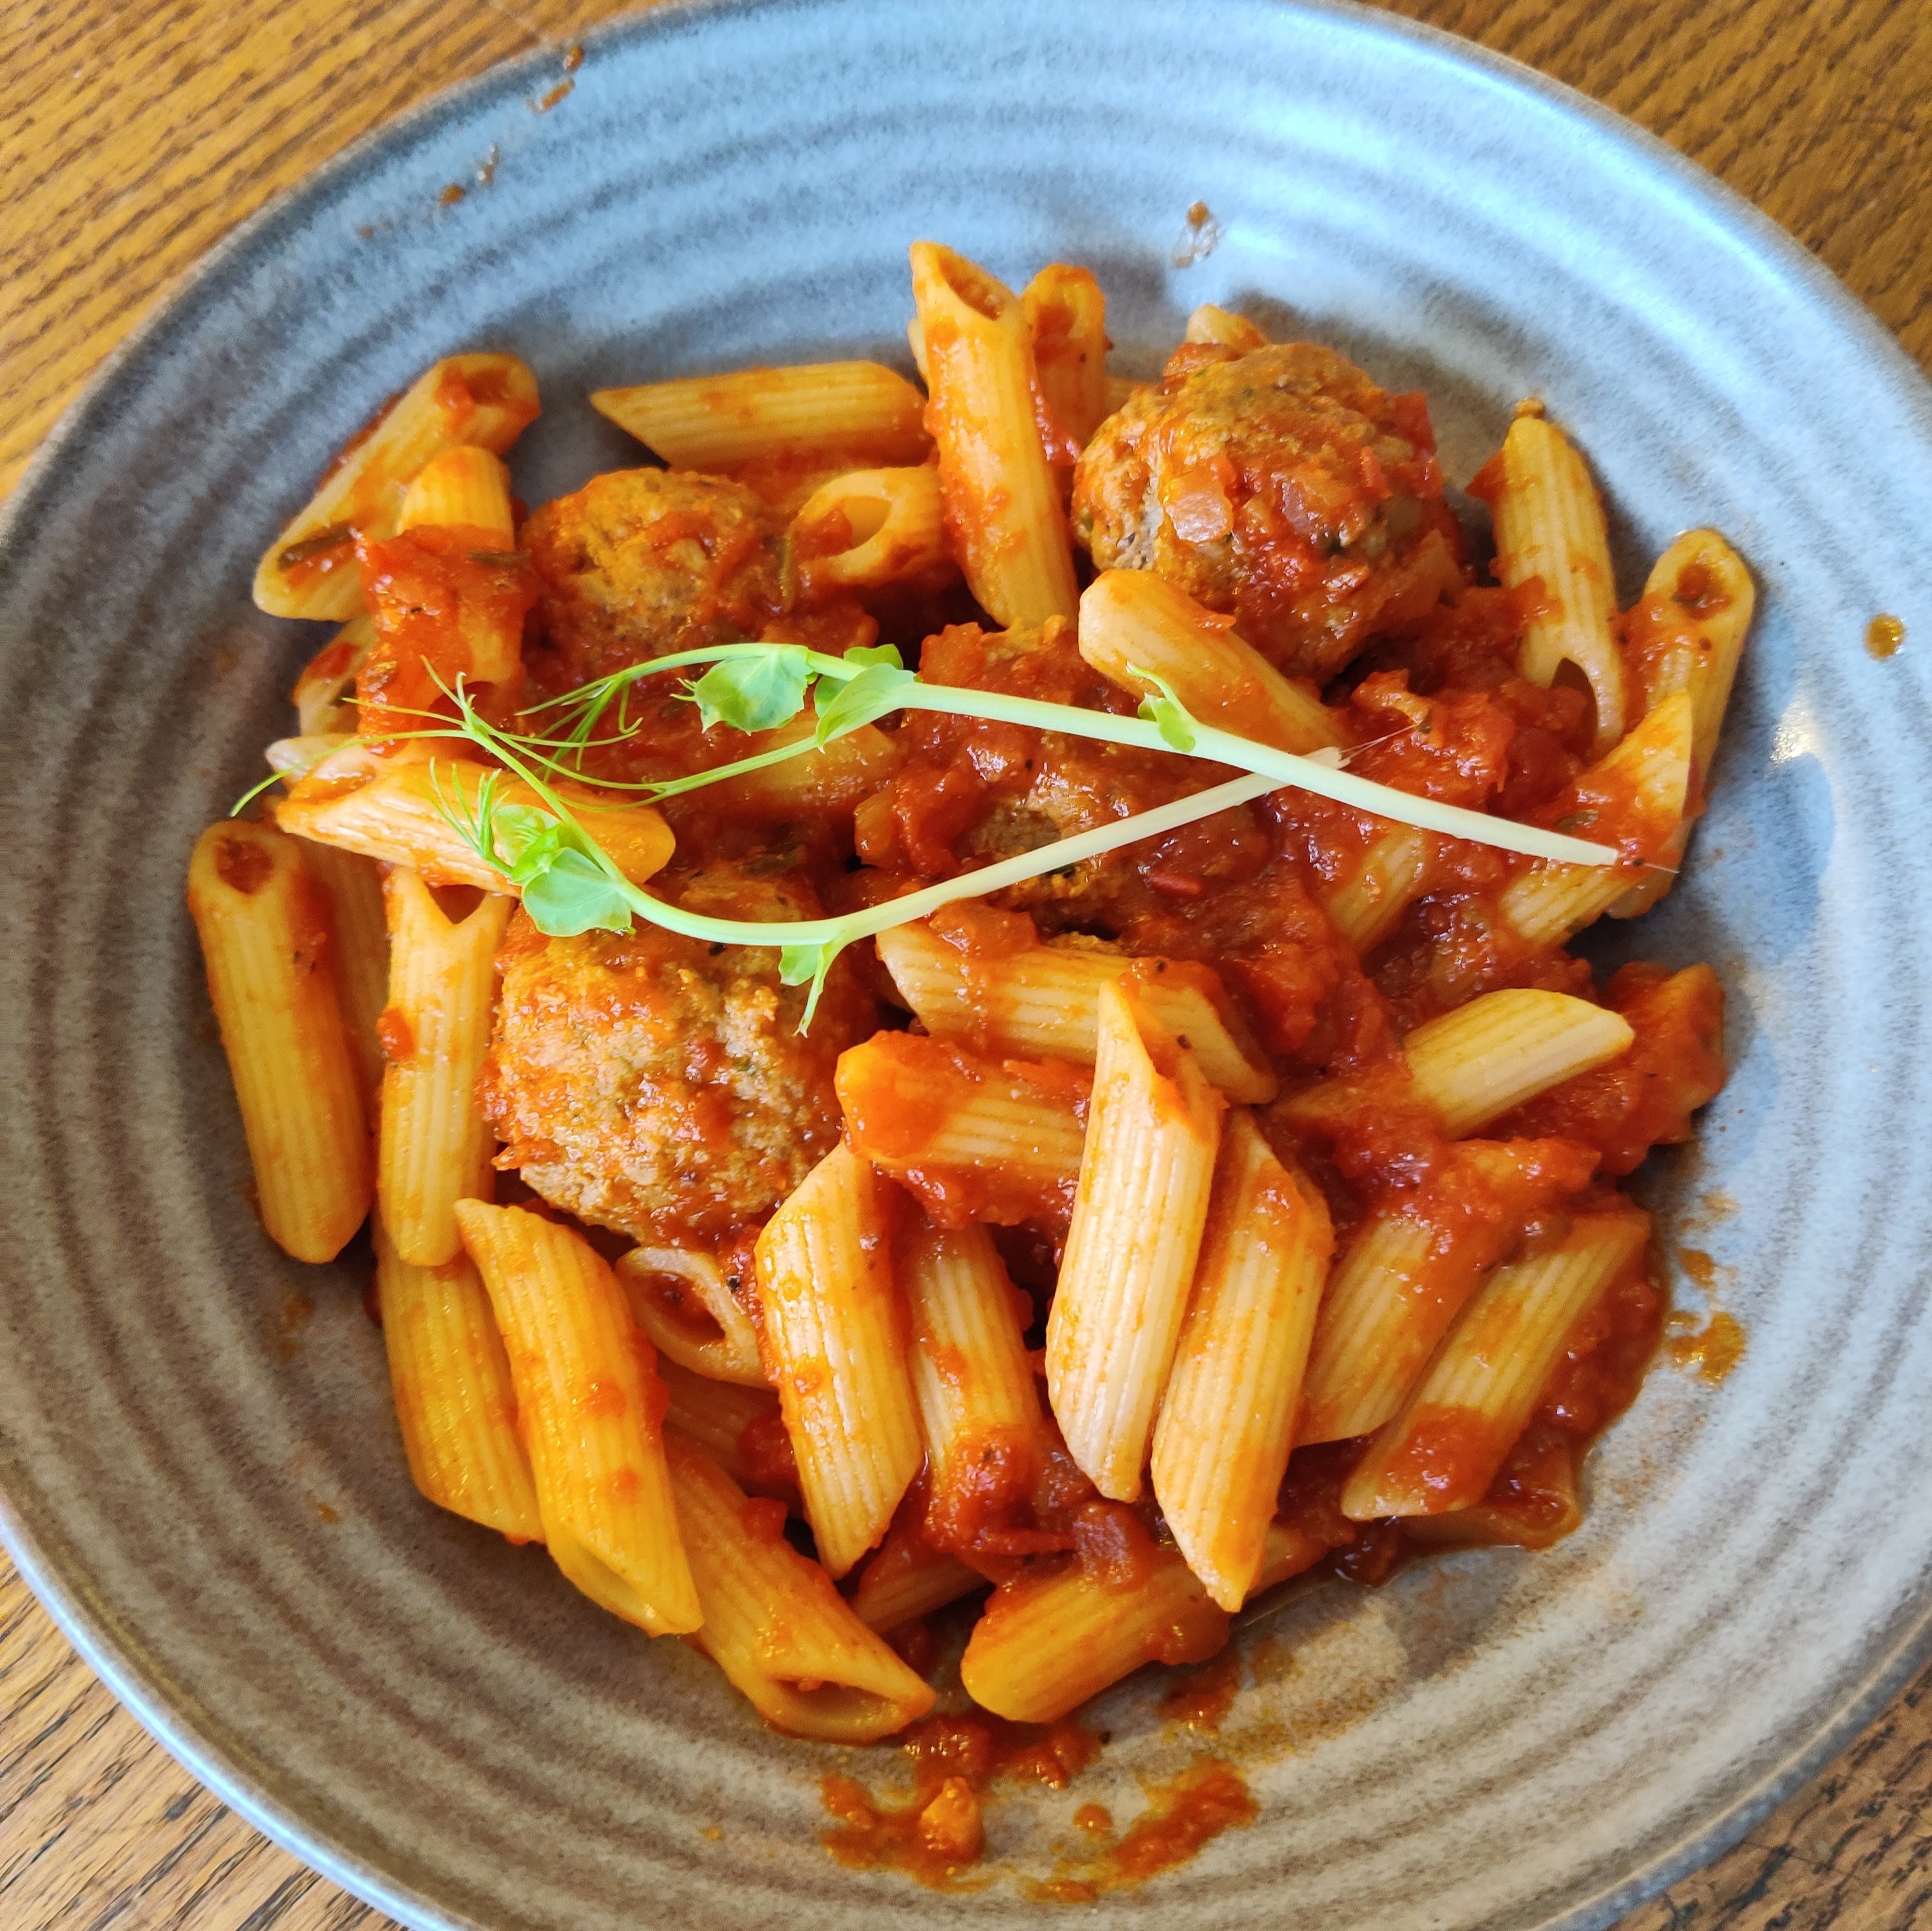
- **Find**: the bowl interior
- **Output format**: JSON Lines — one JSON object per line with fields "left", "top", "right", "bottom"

{"left": 4, "top": 3, "right": 1932, "bottom": 1928}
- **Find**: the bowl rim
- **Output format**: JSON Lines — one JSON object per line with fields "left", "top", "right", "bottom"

{"left": 3, "top": 2, "right": 1929, "bottom": 1926}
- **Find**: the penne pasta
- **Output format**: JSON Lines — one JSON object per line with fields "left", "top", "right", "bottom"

{"left": 1077, "top": 569, "right": 1343, "bottom": 755}
{"left": 254, "top": 352, "right": 540, "bottom": 621}
{"left": 374, "top": 1221, "right": 542, "bottom": 1542}
{"left": 291, "top": 612, "right": 375, "bottom": 736}
{"left": 377, "top": 871, "right": 512, "bottom": 1267}
{"left": 615, "top": 1245, "right": 766, "bottom": 1387}
{"left": 1342, "top": 1211, "right": 1651, "bottom": 1519}
{"left": 1403, "top": 989, "right": 1636, "bottom": 1135}
{"left": 276, "top": 749, "right": 674, "bottom": 893}
{"left": 850, "top": 1531, "right": 987, "bottom": 1633}
{"left": 1634, "top": 529, "right": 1755, "bottom": 783}
{"left": 1184, "top": 304, "right": 1270, "bottom": 352}
{"left": 1480, "top": 411, "right": 1626, "bottom": 752}
{"left": 1294, "top": 1137, "right": 1598, "bottom": 1443}
{"left": 296, "top": 837, "right": 389, "bottom": 1108}
{"left": 657, "top": 1358, "right": 796, "bottom": 1502}
{"left": 1609, "top": 531, "right": 1755, "bottom": 918}
{"left": 664, "top": 1431, "right": 936, "bottom": 1742}
{"left": 1045, "top": 982, "right": 1225, "bottom": 1500}
{"left": 1275, "top": 987, "right": 1635, "bottom": 1143}
{"left": 960, "top": 1541, "right": 1227, "bottom": 1724}
{"left": 752, "top": 1145, "right": 923, "bottom": 1577}
{"left": 186, "top": 819, "right": 372, "bottom": 1263}
{"left": 1500, "top": 691, "right": 1693, "bottom": 944}
{"left": 790, "top": 464, "right": 951, "bottom": 594}
{"left": 591, "top": 362, "right": 930, "bottom": 470}
{"left": 1320, "top": 824, "right": 1434, "bottom": 956}
{"left": 873, "top": 920, "right": 1278, "bottom": 1103}
{"left": 398, "top": 445, "right": 515, "bottom": 538}
{"left": 837, "top": 1032, "right": 1089, "bottom": 1229}
{"left": 1022, "top": 264, "right": 1112, "bottom": 456}
{"left": 909, "top": 242, "right": 1079, "bottom": 627}
{"left": 455, "top": 1201, "right": 701, "bottom": 1635}
{"left": 1151, "top": 1114, "right": 1334, "bottom": 1610}
{"left": 899, "top": 1219, "right": 1047, "bottom": 1545}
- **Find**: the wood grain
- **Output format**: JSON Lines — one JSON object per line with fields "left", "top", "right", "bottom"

{"left": 0, "top": 0, "right": 1927, "bottom": 1926}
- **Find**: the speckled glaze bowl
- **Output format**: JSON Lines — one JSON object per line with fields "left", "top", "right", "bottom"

{"left": 4, "top": 1, "right": 1931, "bottom": 1926}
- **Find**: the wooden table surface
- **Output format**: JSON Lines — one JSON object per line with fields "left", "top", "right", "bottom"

{"left": 2, "top": 0, "right": 1928, "bottom": 1925}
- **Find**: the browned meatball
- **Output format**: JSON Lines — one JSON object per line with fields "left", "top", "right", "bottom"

{"left": 480, "top": 867, "right": 876, "bottom": 1242}
{"left": 1071, "top": 342, "right": 1461, "bottom": 683}
{"left": 522, "top": 468, "right": 788, "bottom": 687}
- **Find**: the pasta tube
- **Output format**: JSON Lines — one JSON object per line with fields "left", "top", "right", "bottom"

{"left": 851, "top": 1534, "right": 986, "bottom": 1633}
{"left": 1500, "top": 692, "right": 1692, "bottom": 944}
{"left": 296, "top": 837, "right": 388, "bottom": 1108}
{"left": 1078, "top": 569, "right": 1342, "bottom": 755}
{"left": 277, "top": 750, "right": 674, "bottom": 893}
{"left": 665, "top": 1432, "right": 936, "bottom": 1742}
{"left": 591, "top": 361, "right": 931, "bottom": 469}
{"left": 254, "top": 352, "right": 539, "bottom": 620}
{"left": 1045, "top": 983, "right": 1224, "bottom": 1499}
{"left": 377, "top": 870, "right": 512, "bottom": 1266}
{"left": 186, "top": 820, "right": 372, "bottom": 1263}
{"left": 397, "top": 445, "right": 515, "bottom": 538}
{"left": 910, "top": 242, "right": 1079, "bottom": 627}
{"left": 291, "top": 612, "right": 375, "bottom": 736}
{"left": 960, "top": 1543, "right": 1227, "bottom": 1723}
{"left": 753, "top": 1145, "right": 922, "bottom": 1577}
{"left": 374, "top": 1221, "right": 542, "bottom": 1542}
{"left": 1320, "top": 825, "right": 1434, "bottom": 956}
{"left": 1275, "top": 988, "right": 1634, "bottom": 1144}
{"left": 837, "top": 1032, "right": 1089, "bottom": 1228}
{"left": 1022, "top": 264, "right": 1111, "bottom": 454}
{"left": 1151, "top": 1114, "right": 1333, "bottom": 1610}
{"left": 657, "top": 1358, "right": 795, "bottom": 1501}
{"left": 790, "top": 464, "right": 950, "bottom": 593}
{"left": 1403, "top": 989, "right": 1635, "bottom": 1134}
{"left": 1343, "top": 1211, "right": 1650, "bottom": 1518}
{"left": 454, "top": 1201, "right": 700, "bottom": 1635}
{"left": 1609, "top": 530, "right": 1754, "bottom": 917}
{"left": 615, "top": 1245, "right": 766, "bottom": 1387}
{"left": 1481, "top": 411, "right": 1626, "bottom": 752}
{"left": 1294, "top": 1138, "right": 1598, "bottom": 1443}
{"left": 873, "top": 920, "right": 1277, "bottom": 1104}
{"left": 900, "top": 1220, "right": 1046, "bottom": 1544}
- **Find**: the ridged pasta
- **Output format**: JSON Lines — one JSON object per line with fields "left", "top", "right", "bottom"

{"left": 374, "top": 1221, "right": 542, "bottom": 1542}
{"left": 752, "top": 1145, "right": 923, "bottom": 1577}
{"left": 910, "top": 242, "right": 1079, "bottom": 627}
{"left": 186, "top": 819, "right": 372, "bottom": 1263}
{"left": 455, "top": 1201, "right": 701, "bottom": 1635}
{"left": 1045, "top": 983, "right": 1224, "bottom": 1499}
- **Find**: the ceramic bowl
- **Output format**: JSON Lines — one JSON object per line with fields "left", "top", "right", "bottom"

{"left": 4, "top": 2, "right": 1931, "bottom": 1926}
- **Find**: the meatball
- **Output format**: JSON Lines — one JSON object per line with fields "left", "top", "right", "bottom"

{"left": 481, "top": 867, "right": 877, "bottom": 1241}
{"left": 522, "top": 468, "right": 788, "bottom": 687}
{"left": 1071, "top": 342, "right": 1460, "bottom": 683}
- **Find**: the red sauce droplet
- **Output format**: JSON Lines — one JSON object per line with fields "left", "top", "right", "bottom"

{"left": 375, "top": 1006, "right": 416, "bottom": 1064}
{"left": 1867, "top": 613, "right": 1906, "bottom": 658}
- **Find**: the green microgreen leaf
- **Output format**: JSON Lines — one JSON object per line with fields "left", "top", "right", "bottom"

{"left": 813, "top": 660, "right": 916, "bottom": 743}
{"left": 779, "top": 937, "right": 848, "bottom": 1032}
{"left": 687, "top": 645, "right": 815, "bottom": 732}
{"left": 520, "top": 847, "right": 636, "bottom": 935}
{"left": 1129, "top": 663, "right": 1200, "bottom": 753}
